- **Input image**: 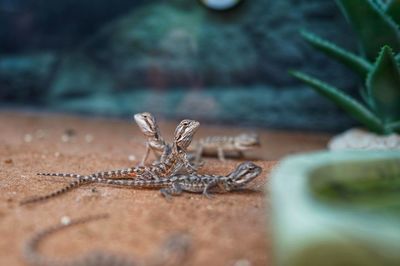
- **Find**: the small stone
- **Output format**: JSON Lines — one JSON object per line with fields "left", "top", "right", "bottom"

{"left": 385, "top": 134, "right": 398, "bottom": 149}
{"left": 35, "top": 129, "right": 46, "bottom": 139}
{"left": 24, "top": 134, "right": 33, "bottom": 143}
{"left": 4, "top": 159, "right": 12, "bottom": 164}
{"left": 85, "top": 134, "right": 94, "bottom": 143}
{"left": 128, "top": 155, "right": 136, "bottom": 161}
{"left": 329, "top": 128, "right": 400, "bottom": 151}
{"left": 61, "top": 216, "right": 71, "bottom": 225}
{"left": 61, "top": 134, "right": 70, "bottom": 142}
{"left": 234, "top": 259, "right": 251, "bottom": 266}
{"left": 54, "top": 152, "right": 60, "bottom": 157}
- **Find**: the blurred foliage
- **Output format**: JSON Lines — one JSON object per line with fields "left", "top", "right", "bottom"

{"left": 292, "top": 0, "right": 400, "bottom": 134}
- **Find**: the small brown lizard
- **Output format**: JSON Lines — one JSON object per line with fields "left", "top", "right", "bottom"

{"left": 32, "top": 161, "right": 262, "bottom": 199}
{"left": 21, "top": 119, "right": 200, "bottom": 204}
{"left": 193, "top": 133, "right": 260, "bottom": 163}
{"left": 133, "top": 112, "right": 171, "bottom": 166}
{"left": 22, "top": 214, "right": 190, "bottom": 266}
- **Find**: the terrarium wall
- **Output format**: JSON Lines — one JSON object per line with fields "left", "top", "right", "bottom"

{"left": 0, "top": 0, "right": 358, "bottom": 131}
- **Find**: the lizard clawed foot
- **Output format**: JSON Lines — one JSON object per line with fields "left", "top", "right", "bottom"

{"left": 160, "top": 189, "right": 173, "bottom": 201}
{"left": 202, "top": 191, "right": 213, "bottom": 199}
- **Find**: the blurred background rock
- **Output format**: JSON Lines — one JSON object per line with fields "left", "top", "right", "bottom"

{"left": 0, "top": 0, "right": 358, "bottom": 131}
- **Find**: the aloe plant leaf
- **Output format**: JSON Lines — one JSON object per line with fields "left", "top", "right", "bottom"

{"left": 359, "top": 86, "right": 374, "bottom": 108}
{"left": 301, "top": 30, "right": 372, "bottom": 79}
{"left": 386, "top": 0, "right": 400, "bottom": 26}
{"left": 396, "top": 53, "right": 400, "bottom": 64}
{"left": 367, "top": 46, "right": 400, "bottom": 123}
{"left": 291, "top": 71, "right": 384, "bottom": 133}
{"left": 336, "top": 0, "right": 400, "bottom": 61}
{"left": 371, "top": 0, "right": 387, "bottom": 9}
{"left": 386, "top": 120, "right": 400, "bottom": 133}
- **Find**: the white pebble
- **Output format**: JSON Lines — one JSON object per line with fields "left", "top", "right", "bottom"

{"left": 35, "top": 129, "right": 46, "bottom": 139}
{"left": 24, "top": 134, "right": 33, "bottom": 143}
{"left": 61, "top": 134, "right": 70, "bottom": 142}
{"left": 385, "top": 134, "right": 398, "bottom": 149}
{"left": 329, "top": 128, "right": 400, "bottom": 151}
{"left": 85, "top": 134, "right": 94, "bottom": 143}
{"left": 234, "top": 259, "right": 251, "bottom": 266}
{"left": 61, "top": 216, "right": 71, "bottom": 225}
{"left": 128, "top": 155, "right": 136, "bottom": 161}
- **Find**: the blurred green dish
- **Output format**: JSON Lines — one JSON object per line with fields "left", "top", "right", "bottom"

{"left": 269, "top": 151, "right": 400, "bottom": 266}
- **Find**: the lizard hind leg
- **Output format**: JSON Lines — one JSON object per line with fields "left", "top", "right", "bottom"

{"left": 20, "top": 179, "right": 89, "bottom": 205}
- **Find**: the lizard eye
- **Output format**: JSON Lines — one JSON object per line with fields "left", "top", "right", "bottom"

{"left": 246, "top": 164, "right": 255, "bottom": 170}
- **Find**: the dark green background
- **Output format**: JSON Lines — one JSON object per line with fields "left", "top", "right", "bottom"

{"left": 0, "top": 0, "right": 359, "bottom": 131}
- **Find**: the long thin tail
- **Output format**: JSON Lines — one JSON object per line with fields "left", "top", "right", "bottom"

{"left": 22, "top": 214, "right": 111, "bottom": 266}
{"left": 20, "top": 179, "right": 89, "bottom": 205}
{"left": 37, "top": 167, "right": 136, "bottom": 180}
{"left": 36, "top": 172, "right": 85, "bottom": 179}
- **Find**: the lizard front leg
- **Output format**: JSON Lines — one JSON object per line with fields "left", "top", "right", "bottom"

{"left": 183, "top": 154, "right": 198, "bottom": 174}
{"left": 217, "top": 147, "right": 226, "bottom": 162}
{"left": 202, "top": 180, "right": 217, "bottom": 199}
{"left": 160, "top": 182, "right": 183, "bottom": 199}
{"left": 140, "top": 142, "right": 151, "bottom": 166}
{"left": 194, "top": 142, "right": 204, "bottom": 165}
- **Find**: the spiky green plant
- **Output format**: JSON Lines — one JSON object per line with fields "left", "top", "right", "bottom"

{"left": 292, "top": 0, "right": 400, "bottom": 134}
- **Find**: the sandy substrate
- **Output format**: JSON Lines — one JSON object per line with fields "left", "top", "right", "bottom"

{"left": 0, "top": 111, "right": 330, "bottom": 266}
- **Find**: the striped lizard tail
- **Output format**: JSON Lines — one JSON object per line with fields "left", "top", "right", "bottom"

{"left": 22, "top": 214, "right": 110, "bottom": 266}
{"left": 37, "top": 168, "right": 136, "bottom": 180}
{"left": 20, "top": 179, "right": 89, "bottom": 205}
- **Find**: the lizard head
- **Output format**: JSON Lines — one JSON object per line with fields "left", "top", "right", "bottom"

{"left": 234, "top": 133, "right": 260, "bottom": 150}
{"left": 226, "top": 161, "right": 262, "bottom": 190}
{"left": 173, "top": 119, "right": 200, "bottom": 151}
{"left": 134, "top": 112, "right": 160, "bottom": 138}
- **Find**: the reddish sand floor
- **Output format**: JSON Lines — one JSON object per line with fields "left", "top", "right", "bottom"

{"left": 0, "top": 112, "right": 330, "bottom": 266}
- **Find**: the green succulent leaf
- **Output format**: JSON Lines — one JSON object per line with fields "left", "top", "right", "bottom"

{"left": 396, "top": 53, "right": 400, "bottom": 64}
{"left": 386, "top": 120, "right": 400, "bottom": 133}
{"left": 336, "top": 0, "right": 400, "bottom": 61}
{"left": 386, "top": 0, "right": 400, "bottom": 26}
{"left": 359, "top": 86, "right": 374, "bottom": 108}
{"left": 301, "top": 30, "right": 372, "bottom": 79}
{"left": 291, "top": 71, "right": 384, "bottom": 133}
{"left": 371, "top": 0, "right": 387, "bottom": 9}
{"left": 367, "top": 45, "right": 400, "bottom": 123}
